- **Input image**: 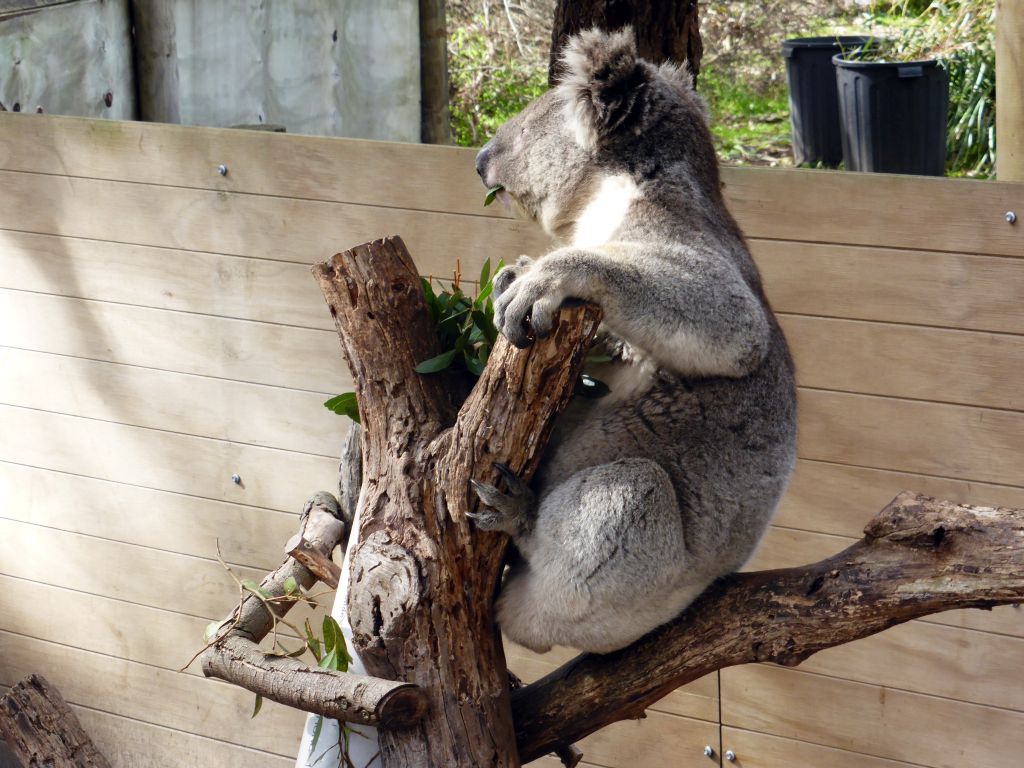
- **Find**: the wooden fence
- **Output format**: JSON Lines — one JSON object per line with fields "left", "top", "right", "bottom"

{"left": 0, "top": 112, "right": 1022, "bottom": 768}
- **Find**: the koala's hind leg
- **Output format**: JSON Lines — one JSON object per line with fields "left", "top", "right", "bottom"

{"left": 490, "top": 458, "right": 697, "bottom": 654}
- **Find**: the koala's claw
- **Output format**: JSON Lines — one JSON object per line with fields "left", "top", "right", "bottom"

{"left": 467, "top": 464, "right": 535, "bottom": 536}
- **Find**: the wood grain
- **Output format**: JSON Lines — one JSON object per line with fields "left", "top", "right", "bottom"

{"left": 0, "top": 630, "right": 307, "bottom": 758}
{"left": 753, "top": 239, "right": 1024, "bottom": 335}
{"left": 721, "top": 664, "right": 1024, "bottom": 768}
{"left": 782, "top": 316, "right": 1024, "bottom": 411}
{"left": 0, "top": 169, "right": 549, "bottom": 273}
{"left": 73, "top": 707, "right": 295, "bottom": 768}
{"left": 720, "top": 728, "right": 925, "bottom": 768}
{"left": 798, "top": 390, "right": 1024, "bottom": 487}
{"left": 721, "top": 166, "right": 1024, "bottom": 257}
{"left": 0, "top": 461, "right": 297, "bottom": 567}
{"left": 0, "top": 347, "right": 345, "bottom": 457}
{"left": 0, "top": 405, "right": 338, "bottom": 513}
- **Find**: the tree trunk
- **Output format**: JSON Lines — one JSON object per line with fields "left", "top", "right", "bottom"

{"left": 548, "top": 0, "right": 703, "bottom": 86}
{"left": 419, "top": 0, "right": 452, "bottom": 144}
{"left": 313, "top": 237, "right": 601, "bottom": 768}
{"left": 0, "top": 674, "right": 112, "bottom": 768}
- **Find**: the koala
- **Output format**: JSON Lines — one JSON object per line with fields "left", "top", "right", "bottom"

{"left": 467, "top": 28, "right": 798, "bottom": 655}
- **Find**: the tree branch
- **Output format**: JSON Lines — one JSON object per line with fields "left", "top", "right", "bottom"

{"left": 199, "top": 492, "right": 428, "bottom": 729}
{"left": 314, "top": 236, "right": 601, "bottom": 767}
{"left": 512, "top": 492, "right": 1024, "bottom": 762}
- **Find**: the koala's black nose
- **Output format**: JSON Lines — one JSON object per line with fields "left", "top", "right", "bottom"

{"left": 475, "top": 141, "right": 493, "bottom": 180}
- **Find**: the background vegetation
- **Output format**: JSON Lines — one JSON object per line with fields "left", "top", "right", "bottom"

{"left": 447, "top": 0, "right": 996, "bottom": 177}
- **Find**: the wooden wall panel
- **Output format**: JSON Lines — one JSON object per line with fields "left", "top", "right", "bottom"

{"left": 0, "top": 405, "right": 338, "bottom": 513}
{"left": 721, "top": 665, "right": 1024, "bottom": 768}
{"left": 2, "top": 114, "right": 1022, "bottom": 767}
{"left": 0, "top": 462, "right": 296, "bottom": 567}
{"left": 754, "top": 240, "right": 1024, "bottom": 335}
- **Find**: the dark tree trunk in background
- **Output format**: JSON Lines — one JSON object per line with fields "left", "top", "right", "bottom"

{"left": 548, "top": 0, "right": 703, "bottom": 86}
{"left": 419, "top": 0, "right": 452, "bottom": 144}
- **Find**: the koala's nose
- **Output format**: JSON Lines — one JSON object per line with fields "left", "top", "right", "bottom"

{"left": 475, "top": 141, "right": 493, "bottom": 181}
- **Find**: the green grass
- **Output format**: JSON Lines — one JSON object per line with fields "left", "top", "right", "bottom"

{"left": 699, "top": 67, "right": 792, "bottom": 166}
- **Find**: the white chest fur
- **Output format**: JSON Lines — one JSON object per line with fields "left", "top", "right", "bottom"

{"left": 571, "top": 174, "right": 640, "bottom": 248}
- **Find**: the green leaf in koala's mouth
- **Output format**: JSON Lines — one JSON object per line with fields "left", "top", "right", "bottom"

{"left": 484, "top": 185, "right": 504, "bottom": 207}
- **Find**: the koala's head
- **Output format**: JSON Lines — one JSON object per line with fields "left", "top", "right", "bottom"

{"left": 474, "top": 27, "right": 716, "bottom": 237}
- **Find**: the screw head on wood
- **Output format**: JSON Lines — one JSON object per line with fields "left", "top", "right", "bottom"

{"left": 1007, "top": 211, "right": 1018, "bottom": 224}
{"left": 231, "top": 473, "right": 241, "bottom": 485}
{"left": 703, "top": 745, "right": 715, "bottom": 757}
{"left": 725, "top": 750, "right": 737, "bottom": 762}
{"left": 218, "top": 164, "right": 229, "bottom": 177}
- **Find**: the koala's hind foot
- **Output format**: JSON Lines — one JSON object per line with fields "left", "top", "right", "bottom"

{"left": 468, "top": 463, "right": 536, "bottom": 537}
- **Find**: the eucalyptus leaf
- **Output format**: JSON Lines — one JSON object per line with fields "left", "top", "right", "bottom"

{"left": 324, "top": 392, "right": 360, "bottom": 424}
{"left": 252, "top": 694, "right": 263, "bottom": 718}
{"left": 484, "top": 185, "right": 504, "bottom": 206}
{"left": 283, "top": 575, "right": 298, "bottom": 595}
{"left": 415, "top": 349, "right": 458, "bottom": 373}
{"left": 479, "top": 259, "right": 491, "bottom": 287}
{"left": 465, "top": 352, "right": 485, "bottom": 377}
{"left": 304, "top": 618, "right": 322, "bottom": 662}
{"left": 203, "top": 620, "right": 222, "bottom": 643}
{"left": 241, "top": 578, "right": 271, "bottom": 600}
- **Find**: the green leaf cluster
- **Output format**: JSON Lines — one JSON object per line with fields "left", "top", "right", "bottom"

{"left": 415, "top": 259, "right": 502, "bottom": 377}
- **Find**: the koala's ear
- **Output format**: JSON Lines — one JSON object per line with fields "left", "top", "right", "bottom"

{"left": 559, "top": 27, "right": 649, "bottom": 147}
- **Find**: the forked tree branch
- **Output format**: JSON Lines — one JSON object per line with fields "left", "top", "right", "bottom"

{"left": 199, "top": 492, "right": 428, "bottom": 729}
{"left": 511, "top": 492, "right": 1024, "bottom": 762}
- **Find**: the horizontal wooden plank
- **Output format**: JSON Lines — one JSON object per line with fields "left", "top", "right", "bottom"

{"left": 721, "top": 664, "right": 1024, "bottom": 768}
{"left": 0, "top": 169, "right": 549, "bottom": 276}
{"left": 571, "top": 712, "right": 720, "bottom": 768}
{"left": 0, "top": 573, "right": 226, "bottom": 674}
{"left": 0, "top": 574, "right": 318, "bottom": 677}
{"left": 777, "top": 460, "right": 1024, "bottom": 539}
{"left": 0, "top": 517, "right": 275, "bottom": 619}
{"left": 0, "top": 405, "right": 338, "bottom": 512}
{"left": 796, "top": 618, "right": 1024, "bottom": 711}
{"left": 798, "top": 390, "right": 1024, "bottom": 487}
{"left": 74, "top": 707, "right": 294, "bottom": 768}
{"left": 504, "top": 640, "right": 719, "bottom": 724}
{"left": 754, "top": 240, "right": 1024, "bottom": 335}
{"left": 3, "top": 114, "right": 1022, "bottom": 257}
{"left": 0, "top": 462, "right": 296, "bottom": 567}
{"left": 0, "top": 230, "right": 336, "bottom": 330}
{"left": 721, "top": 728, "right": 923, "bottom": 768}
{"left": 750, "top": 526, "right": 1024, "bottom": 637}
{"left": 721, "top": 166, "right": 1024, "bottom": 257}
{"left": 0, "top": 112, "right": 499, "bottom": 219}
{"left": 782, "top": 316, "right": 1024, "bottom": 411}
{"left": 0, "top": 347, "right": 344, "bottom": 457}
{"left": 0, "top": 630, "right": 307, "bottom": 758}
{"left": 0, "top": 289, "right": 346, "bottom": 394}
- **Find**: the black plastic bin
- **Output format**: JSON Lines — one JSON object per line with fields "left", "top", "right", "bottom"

{"left": 833, "top": 53, "right": 949, "bottom": 176}
{"left": 782, "top": 36, "right": 878, "bottom": 167}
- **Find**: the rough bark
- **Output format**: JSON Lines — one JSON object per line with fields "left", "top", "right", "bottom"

{"left": 512, "top": 492, "right": 1024, "bottom": 762}
{"left": 0, "top": 674, "right": 112, "bottom": 768}
{"left": 548, "top": 0, "right": 703, "bottom": 86}
{"left": 313, "top": 236, "right": 601, "bottom": 768}
{"left": 200, "top": 492, "right": 427, "bottom": 729}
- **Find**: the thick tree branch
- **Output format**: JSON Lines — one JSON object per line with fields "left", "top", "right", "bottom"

{"left": 512, "top": 492, "right": 1024, "bottom": 762}
{"left": 314, "top": 236, "right": 601, "bottom": 767}
{"left": 200, "top": 492, "right": 428, "bottom": 729}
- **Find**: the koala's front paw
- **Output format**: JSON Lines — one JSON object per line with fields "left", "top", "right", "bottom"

{"left": 493, "top": 264, "right": 566, "bottom": 349}
{"left": 467, "top": 463, "right": 535, "bottom": 537}
{"left": 492, "top": 256, "right": 533, "bottom": 301}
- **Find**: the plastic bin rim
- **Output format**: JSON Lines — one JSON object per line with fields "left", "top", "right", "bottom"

{"left": 782, "top": 36, "right": 878, "bottom": 50}
{"left": 832, "top": 52, "right": 944, "bottom": 69}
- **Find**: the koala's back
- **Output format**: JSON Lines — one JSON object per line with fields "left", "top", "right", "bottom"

{"left": 538, "top": 319, "right": 796, "bottom": 581}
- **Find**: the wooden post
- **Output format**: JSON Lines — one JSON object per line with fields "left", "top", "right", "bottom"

{"left": 419, "top": 0, "right": 452, "bottom": 144}
{"left": 997, "top": 0, "right": 1024, "bottom": 179}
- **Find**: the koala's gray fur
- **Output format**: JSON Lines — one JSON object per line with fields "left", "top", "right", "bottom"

{"left": 469, "top": 28, "right": 797, "bottom": 654}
